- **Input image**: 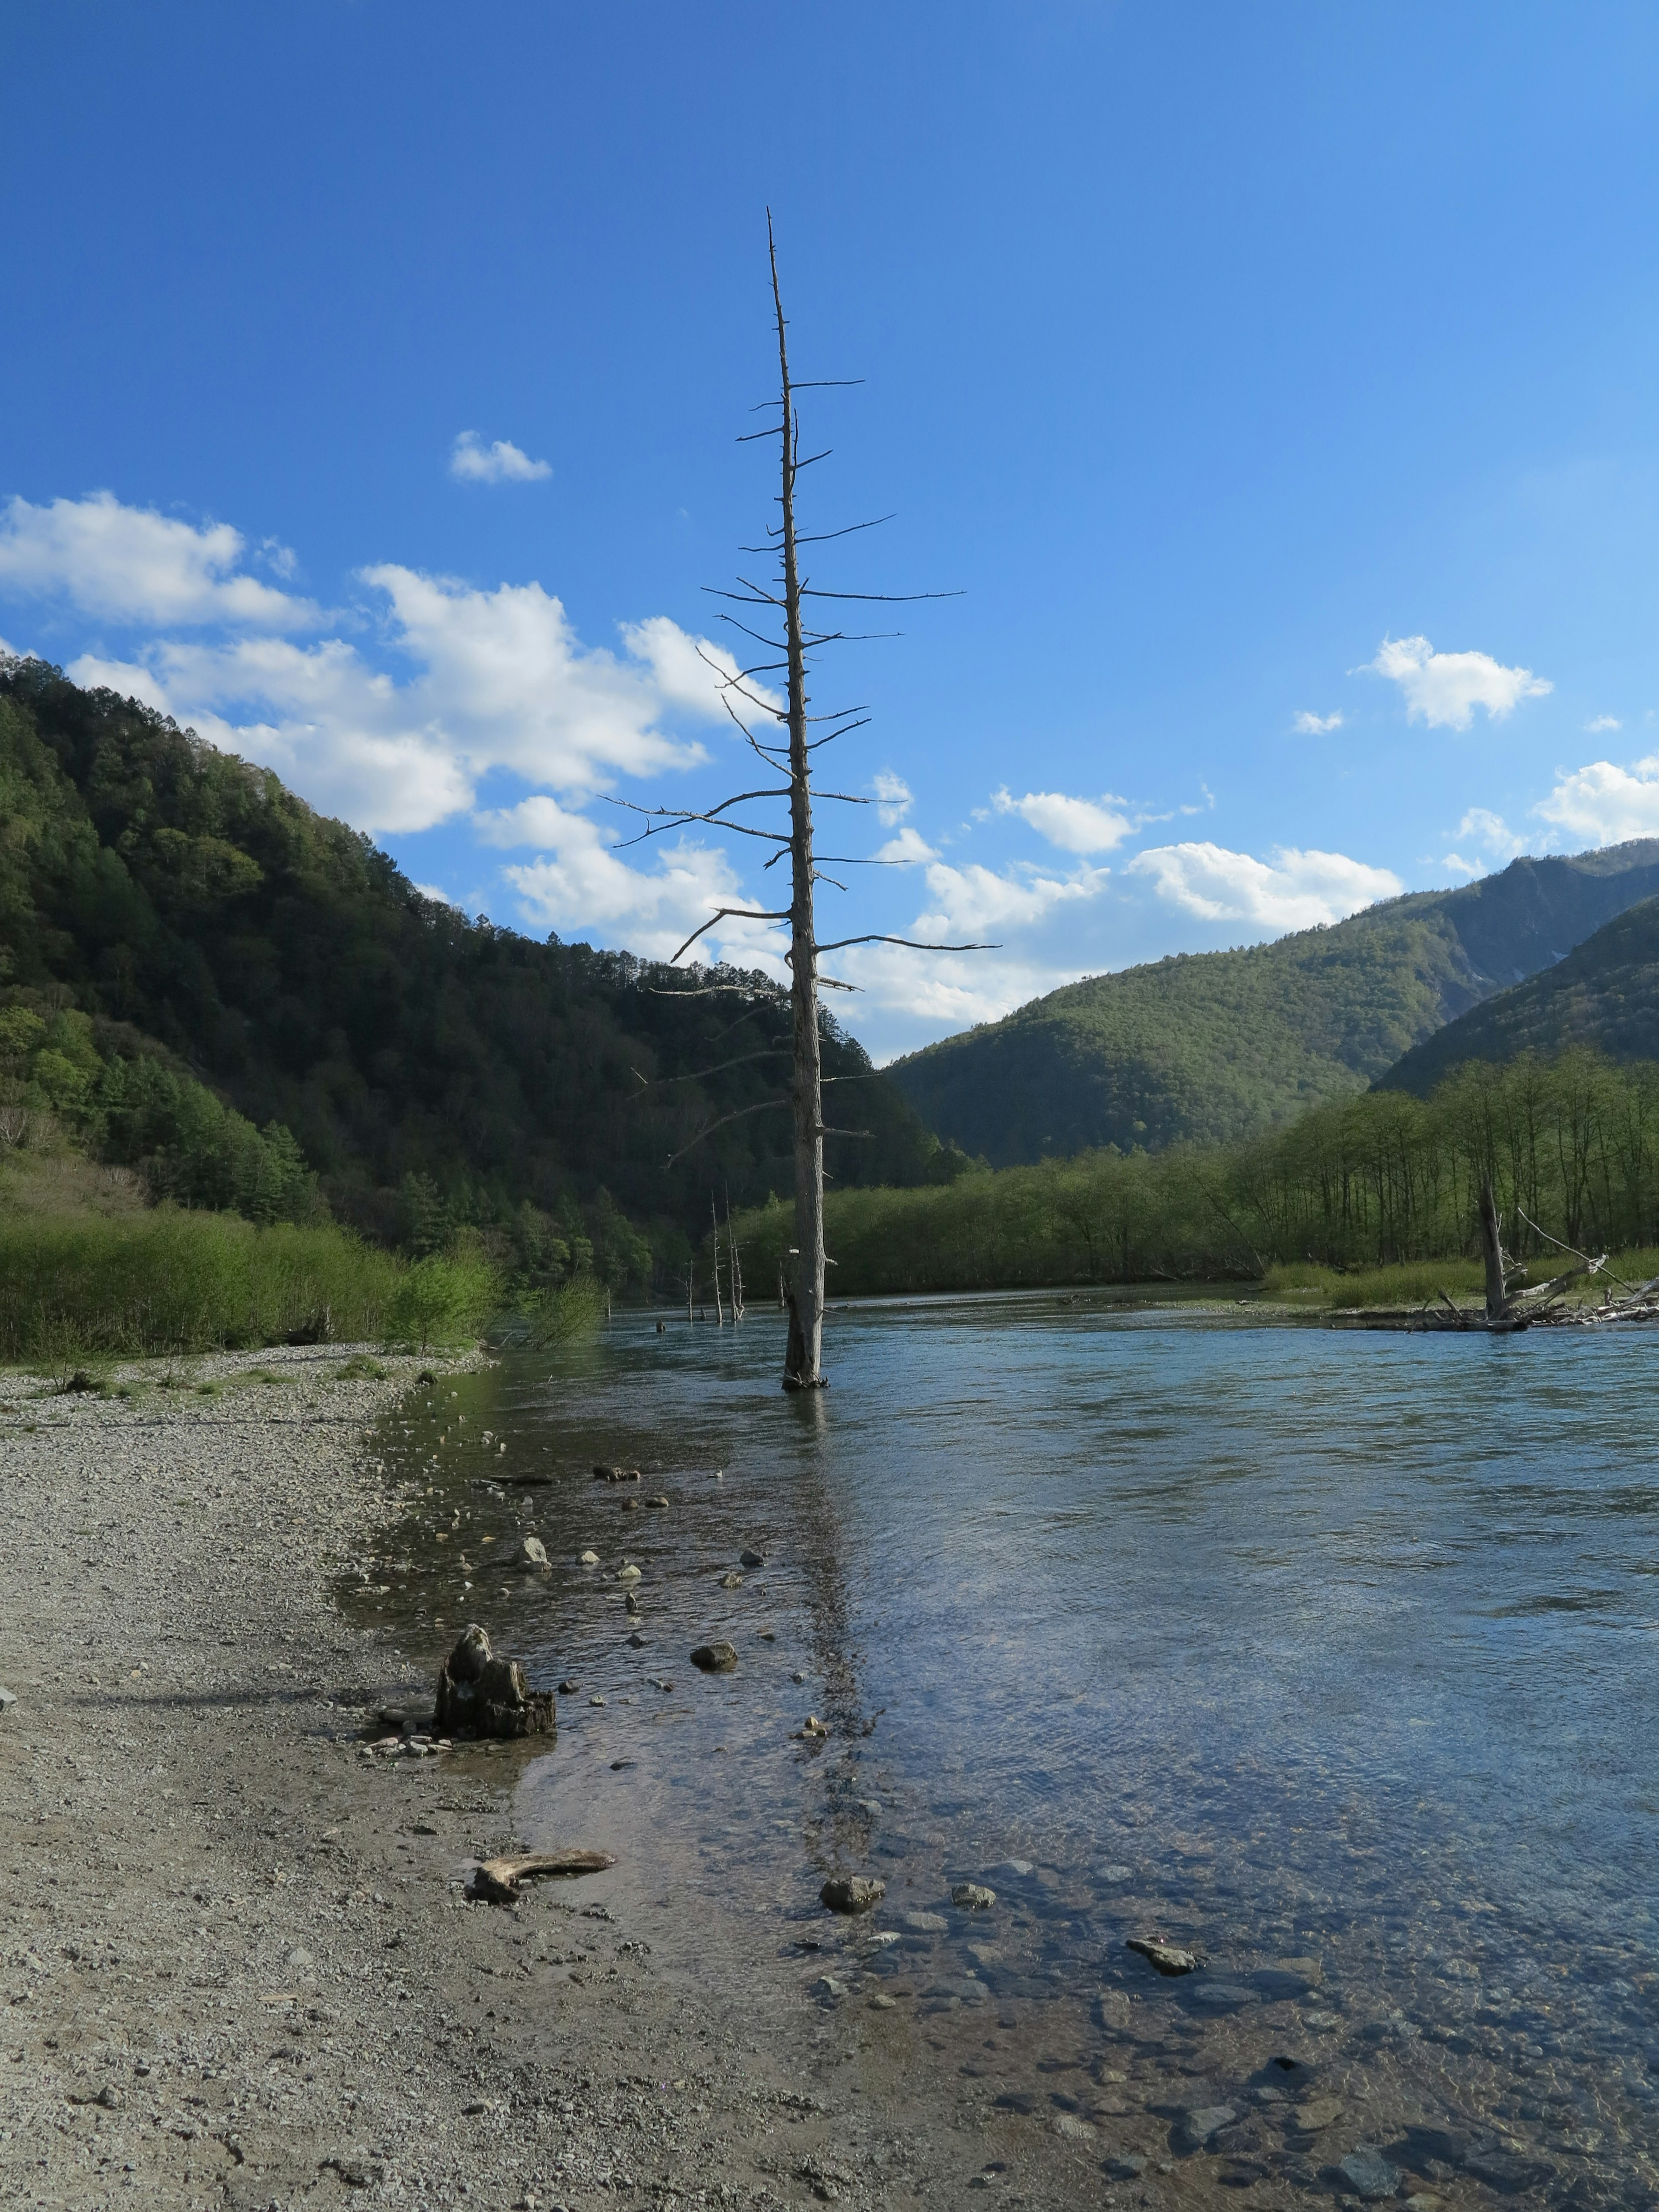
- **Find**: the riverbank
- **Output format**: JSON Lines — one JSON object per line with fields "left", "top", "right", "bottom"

{"left": 0, "top": 1345, "right": 1013, "bottom": 2212}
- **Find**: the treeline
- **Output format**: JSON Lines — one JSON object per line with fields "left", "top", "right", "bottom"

{"left": 0, "top": 657, "right": 951, "bottom": 1290}
{"left": 729, "top": 1049, "right": 1659, "bottom": 1296}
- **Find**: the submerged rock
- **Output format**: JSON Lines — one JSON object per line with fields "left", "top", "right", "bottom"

{"left": 617, "top": 1564, "right": 642, "bottom": 1583}
{"left": 821, "top": 1874, "right": 886, "bottom": 1914}
{"left": 1338, "top": 2147, "right": 1402, "bottom": 2202}
{"left": 433, "top": 1624, "right": 555, "bottom": 1741}
{"left": 1172, "top": 2104, "right": 1236, "bottom": 2155}
{"left": 719, "top": 1570, "right": 745, "bottom": 1589}
{"left": 1127, "top": 1936, "right": 1198, "bottom": 1976}
{"left": 952, "top": 1882, "right": 997, "bottom": 1911}
{"left": 579, "top": 1550, "right": 601, "bottom": 1567}
{"left": 691, "top": 1641, "right": 738, "bottom": 1672}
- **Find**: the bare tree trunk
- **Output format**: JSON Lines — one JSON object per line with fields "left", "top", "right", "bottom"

{"left": 725, "top": 1191, "right": 744, "bottom": 1320}
{"left": 770, "top": 229, "right": 826, "bottom": 1391}
{"left": 1480, "top": 1176, "right": 1507, "bottom": 1322}
{"left": 711, "top": 1194, "right": 725, "bottom": 1325}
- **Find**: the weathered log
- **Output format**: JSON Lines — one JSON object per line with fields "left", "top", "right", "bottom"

{"left": 470, "top": 1849, "right": 615, "bottom": 1903}
{"left": 433, "top": 1624, "right": 555, "bottom": 1741}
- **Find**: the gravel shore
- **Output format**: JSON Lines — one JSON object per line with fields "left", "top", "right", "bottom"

{"left": 0, "top": 1346, "right": 1014, "bottom": 2212}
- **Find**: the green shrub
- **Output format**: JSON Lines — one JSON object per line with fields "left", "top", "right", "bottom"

{"left": 384, "top": 1245, "right": 500, "bottom": 1352}
{"left": 0, "top": 1209, "right": 402, "bottom": 1360}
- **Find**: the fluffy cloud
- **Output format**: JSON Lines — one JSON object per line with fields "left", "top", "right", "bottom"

{"left": 482, "top": 795, "right": 783, "bottom": 965}
{"left": 1128, "top": 842, "right": 1402, "bottom": 930}
{"left": 873, "top": 826, "right": 937, "bottom": 865}
{"left": 1586, "top": 714, "right": 1622, "bottom": 732}
{"left": 1443, "top": 807, "right": 1526, "bottom": 879}
{"left": 0, "top": 492, "right": 316, "bottom": 629}
{"left": 916, "top": 858, "right": 1112, "bottom": 938}
{"left": 1363, "top": 634, "right": 1552, "bottom": 730}
{"left": 873, "top": 770, "right": 912, "bottom": 825}
{"left": 992, "top": 786, "right": 1133, "bottom": 854}
{"left": 449, "top": 432, "right": 552, "bottom": 484}
{"left": 1291, "top": 709, "right": 1344, "bottom": 735}
{"left": 1534, "top": 754, "right": 1659, "bottom": 847}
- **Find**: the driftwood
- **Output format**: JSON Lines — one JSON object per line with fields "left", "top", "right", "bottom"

{"left": 470, "top": 1850, "right": 616, "bottom": 1904}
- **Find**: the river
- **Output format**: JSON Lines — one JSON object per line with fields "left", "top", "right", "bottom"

{"left": 351, "top": 1294, "right": 1659, "bottom": 2203}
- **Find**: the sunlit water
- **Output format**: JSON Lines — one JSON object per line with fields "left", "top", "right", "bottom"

{"left": 348, "top": 1297, "right": 1659, "bottom": 2203}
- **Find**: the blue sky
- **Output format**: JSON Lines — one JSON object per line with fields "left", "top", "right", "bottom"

{"left": 4, "top": 3, "right": 1659, "bottom": 1059}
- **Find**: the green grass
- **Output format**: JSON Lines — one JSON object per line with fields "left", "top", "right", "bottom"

{"left": 1260, "top": 1258, "right": 1486, "bottom": 1309}
{"left": 0, "top": 1207, "right": 403, "bottom": 1360}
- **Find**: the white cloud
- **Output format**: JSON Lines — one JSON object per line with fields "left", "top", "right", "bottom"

{"left": 873, "top": 770, "right": 912, "bottom": 826}
{"left": 0, "top": 492, "right": 318, "bottom": 629}
{"left": 1534, "top": 753, "right": 1659, "bottom": 847}
{"left": 992, "top": 786, "right": 1133, "bottom": 854}
{"left": 873, "top": 826, "right": 937, "bottom": 865}
{"left": 1291, "top": 709, "right": 1344, "bottom": 735}
{"left": 837, "top": 941, "right": 1077, "bottom": 1049}
{"left": 916, "top": 858, "right": 1112, "bottom": 938}
{"left": 1441, "top": 807, "right": 1525, "bottom": 880}
{"left": 1586, "top": 714, "right": 1622, "bottom": 732}
{"left": 488, "top": 795, "right": 782, "bottom": 966}
{"left": 1128, "top": 842, "right": 1402, "bottom": 931}
{"left": 1362, "top": 633, "right": 1552, "bottom": 730}
{"left": 449, "top": 432, "right": 552, "bottom": 485}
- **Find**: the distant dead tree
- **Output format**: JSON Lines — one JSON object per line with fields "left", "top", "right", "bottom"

{"left": 618, "top": 216, "right": 990, "bottom": 1390}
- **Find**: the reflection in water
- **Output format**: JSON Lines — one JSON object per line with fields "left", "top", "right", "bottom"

{"left": 346, "top": 1299, "right": 1659, "bottom": 2204}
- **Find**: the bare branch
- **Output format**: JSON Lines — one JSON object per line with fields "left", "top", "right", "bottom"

{"left": 800, "top": 587, "right": 963, "bottom": 603}
{"left": 666, "top": 1096, "right": 791, "bottom": 1168}
{"left": 671, "top": 906, "right": 791, "bottom": 963}
{"left": 636, "top": 1046, "right": 790, "bottom": 1088}
{"left": 813, "top": 933, "right": 1000, "bottom": 953}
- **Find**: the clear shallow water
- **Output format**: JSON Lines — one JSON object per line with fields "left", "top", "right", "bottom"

{"left": 351, "top": 1297, "right": 1659, "bottom": 2202}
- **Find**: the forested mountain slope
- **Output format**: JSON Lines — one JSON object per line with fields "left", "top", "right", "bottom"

{"left": 1379, "top": 895, "right": 1659, "bottom": 1095}
{"left": 0, "top": 658, "right": 948, "bottom": 1255}
{"left": 887, "top": 846, "right": 1659, "bottom": 1164}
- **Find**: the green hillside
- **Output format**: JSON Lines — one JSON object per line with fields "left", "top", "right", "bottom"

{"left": 1379, "top": 894, "right": 1659, "bottom": 1095}
{"left": 886, "top": 848, "right": 1659, "bottom": 1164}
{"left": 0, "top": 656, "right": 950, "bottom": 1275}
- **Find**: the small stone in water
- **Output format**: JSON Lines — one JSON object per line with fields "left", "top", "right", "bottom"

{"left": 588, "top": 1694, "right": 606, "bottom": 1707}
{"left": 580, "top": 1550, "right": 600, "bottom": 1567}
{"left": 988, "top": 1859, "right": 1033, "bottom": 1878}
{"left": 690, "top": 1641, "right": 737, "bottom": 1672}
{"left": 626, "top": 1631, "right": 646, "bottom": 1647}
{"left": 1172, "top": 2104, "right": 1236, "bottom": 2154}
{"left": 645, "top": 1495, "right": 670, "bottom": 1508}
{"left": 821, "top": 1874, "right": 886, "bottom": 1914}
{"left": 812, "top": 1974, "right": 849, "bottom": 2000}
{"left": 1338, "top": 2147, "right": 1402, "bottom": 2202}
{"left": 900, "top": 1910, "right": 947, "bottom": 1934}
{"left": 516, "top": 1535, "right": 550, "bottom": 1570}
{"left": 1054, "top": 2114, "right": 1095, "bottom": 2142}
{"left": 952, "top": 1883, "right": 996, "bottom": 1911}
{"left": 718, "top": 1571, "right": 744, "bottom": 1589}
{"left": 557, "top": 1679, "right": 580, "bottom": 1694}
{"left": 1127, "top": 1936, "right": 1197, "bottom": 1975}
{"left": 1291, "top": 2098, "right": 1343, "bottom": 2133}
{"left": 739, "top": 1548, "right": 766, "bottom": 1567}
{"left": 1095, "top": 1862, "right": 1134, "bottom": 1882}
{"left": 868, "top": 1992, "right": 897, "bottom": 2009}
{"left": 1105, "top": 2154, "right": 1146, "bottom": 2180}
{"left": 617, "top": 1564, "right": 642, "bottom": 1583}
{"left": 792, "top": 1670, "right": 807, "bottom": 1684}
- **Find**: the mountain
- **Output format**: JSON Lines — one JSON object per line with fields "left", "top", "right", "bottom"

{"left": 0, "top": 657, "right": 952, "bottom": 1262}
{"left": 885, "top": 846, "right": 1659, "bottom": 1165}
{"left": 1378, "top": 893, "right": 1659, "bottom": 1094}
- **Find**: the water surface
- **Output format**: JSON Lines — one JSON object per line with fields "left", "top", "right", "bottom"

{"left": 351, "top": 1297, "right": 1659, "bottom": 2202}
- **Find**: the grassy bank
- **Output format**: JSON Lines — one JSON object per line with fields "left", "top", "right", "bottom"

{"left": 0, "top": 1208, "right": 522, "bottom": 1362}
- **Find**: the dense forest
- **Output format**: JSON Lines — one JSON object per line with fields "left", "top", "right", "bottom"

{"left": 731, "top": 1047, "right": 1659, "bottom": 1297}
{"left": 888, "top": 845, "right": 1659, "bottom": 1165}
{"left": 1381, "top": 894, "right": 1659, "bottom": 1095}
{"left": 0, "top": 658, "right": 969, "bottom": 1289}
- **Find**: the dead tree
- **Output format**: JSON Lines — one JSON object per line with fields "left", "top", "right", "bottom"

{"left": 710, "top": 1194, "right": 726, "bottom": 1325}
{"left": 1479, "top": 1178, "right": 1509, "bottom": 1323}
{"left": 617, "top": 216, "right": 990, "bottom": 1390}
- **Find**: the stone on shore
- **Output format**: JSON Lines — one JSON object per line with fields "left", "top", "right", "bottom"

{"left": 821, "top": 1874, "right": 886, "bottom": 1914}
{"left": 433, "top": 1624, "right": 555, "bottom": 1740}
{"left": 691, "top": 1641, "right": 738, "bottom": 1672}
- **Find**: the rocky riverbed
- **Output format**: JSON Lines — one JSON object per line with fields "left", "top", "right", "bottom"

{"left": 5, "top": 1338, "right": 1652, "bottom": 2212}
{"left": 0, "top": 1345, "right": 1116, "bottom": 2212}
